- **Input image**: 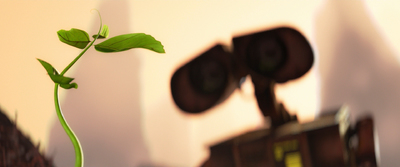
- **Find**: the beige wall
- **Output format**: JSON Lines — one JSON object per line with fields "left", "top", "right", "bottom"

{"left": 1, "top": 0, "right": 400, "bottom": 166}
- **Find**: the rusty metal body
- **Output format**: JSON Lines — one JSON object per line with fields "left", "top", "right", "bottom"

{"left": 201, "top": 109, "right": 377, "bottom": 167}
{"left": 170, "top": 26, "right": 378, "bottom": 167}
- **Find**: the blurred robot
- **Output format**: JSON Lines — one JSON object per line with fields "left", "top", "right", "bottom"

{"left": 170, "top": 27, "right": 378, "bottom": 167}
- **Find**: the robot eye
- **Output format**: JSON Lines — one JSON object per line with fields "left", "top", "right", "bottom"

{"left": 246, "top": 37, "right": 287, "bottom": 76}
{"left": 189, "top": 59, "right": 228, "bottom": 94}
{"left": 170, "top": 44, "right": 234, "bottom": 114}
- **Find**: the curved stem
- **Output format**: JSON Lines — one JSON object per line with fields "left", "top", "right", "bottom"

{"left": 54, "top": 10, "right": 103, "bottom": 167}
{"left": 54, "top": 83, "right": 83, "bottom": 167}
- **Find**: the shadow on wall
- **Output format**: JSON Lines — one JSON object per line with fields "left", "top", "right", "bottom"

{"left": 46, "top": 1, "right": 152, "bottom": 166}
{"left": 316, "top": 0, "right": 400, "bottom": 166}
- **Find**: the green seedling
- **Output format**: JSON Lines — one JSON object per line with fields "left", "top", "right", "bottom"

{"left": 37, "top": 10, "right": 165, "bottom": 167}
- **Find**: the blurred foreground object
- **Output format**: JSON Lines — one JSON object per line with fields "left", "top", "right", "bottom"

{"left": 170, "top": 26, "right": 379, "bottom": 166}
{"left": 0, "top": 108, "right": 54, "bottom": 167}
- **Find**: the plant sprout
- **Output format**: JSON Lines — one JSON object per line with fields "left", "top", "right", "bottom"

{"left": 37, "top": 10, "right": 165, "bottom": 167}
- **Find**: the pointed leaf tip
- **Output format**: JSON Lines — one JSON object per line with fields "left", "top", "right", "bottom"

{"left": 94, "top": 33, "right": 165, "bottom": 53}
{"left": 37, "top": 58, "right": 79, "bottom": 89}
{"left": 37, "top": 58, "right": 55, "bottom": 74}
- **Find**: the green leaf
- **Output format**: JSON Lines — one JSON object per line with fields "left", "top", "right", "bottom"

{"left": 37, "top": 58, "right": 56, "bottom": 74}
{"left": 57, "top": 28, "right": 91, "bottom": 49}
{"left": 37, "top": 58, "right": 78, "bottom": 89}
{"left": 60, "top": 83, "right": 78, "bottom": 89}
{"left": 94, "top": 33, "right": 165, "bottom": 53}
{"left": 48, "top": 74, "right": 74, "bottom": 84}
{"left": 92, "top": 24, "right": 109, "bottom": 39}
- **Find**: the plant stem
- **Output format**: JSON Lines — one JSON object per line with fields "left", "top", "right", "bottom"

{"left": 53, "top": 39, "right": 98, "bottom": 167}
{"left": 53, "top": 10, "right": 102, "bottom": 167}
{"left": 54, "top": 84, "right": 83, "bottom": 167}
{"left": 60, "top": 35, "right": 98, "bottom": 75}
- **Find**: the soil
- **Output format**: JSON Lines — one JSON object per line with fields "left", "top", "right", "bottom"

{"left": 0, "top": 108, "right": 54, "bottom": 167}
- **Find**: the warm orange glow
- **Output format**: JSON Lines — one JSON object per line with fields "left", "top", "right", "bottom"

{"left": 1, "top": 0, "right": 400, "bottom": 166}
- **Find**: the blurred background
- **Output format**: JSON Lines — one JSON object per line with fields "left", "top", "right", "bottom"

{"left": 1, "top": 0, "right": 400, "bottom": 166}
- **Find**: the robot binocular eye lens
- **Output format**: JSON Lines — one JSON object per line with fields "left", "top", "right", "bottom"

{"left": 246, "top": 37, "right": 287, "bottom": 76}
{"left": 189, "top": 59, "right": 228, "bottom": 94}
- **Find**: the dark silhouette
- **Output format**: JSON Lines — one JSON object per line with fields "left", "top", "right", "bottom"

{"left": 171, "top": 27, "right": 313, "bottom": 126}
{"left": 0, "top": 108, "right": 54, "bottom": 166}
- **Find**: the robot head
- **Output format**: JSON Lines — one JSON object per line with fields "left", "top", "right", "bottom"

{"left": 171, "top": 27, "right": 314, "bottom": 115}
